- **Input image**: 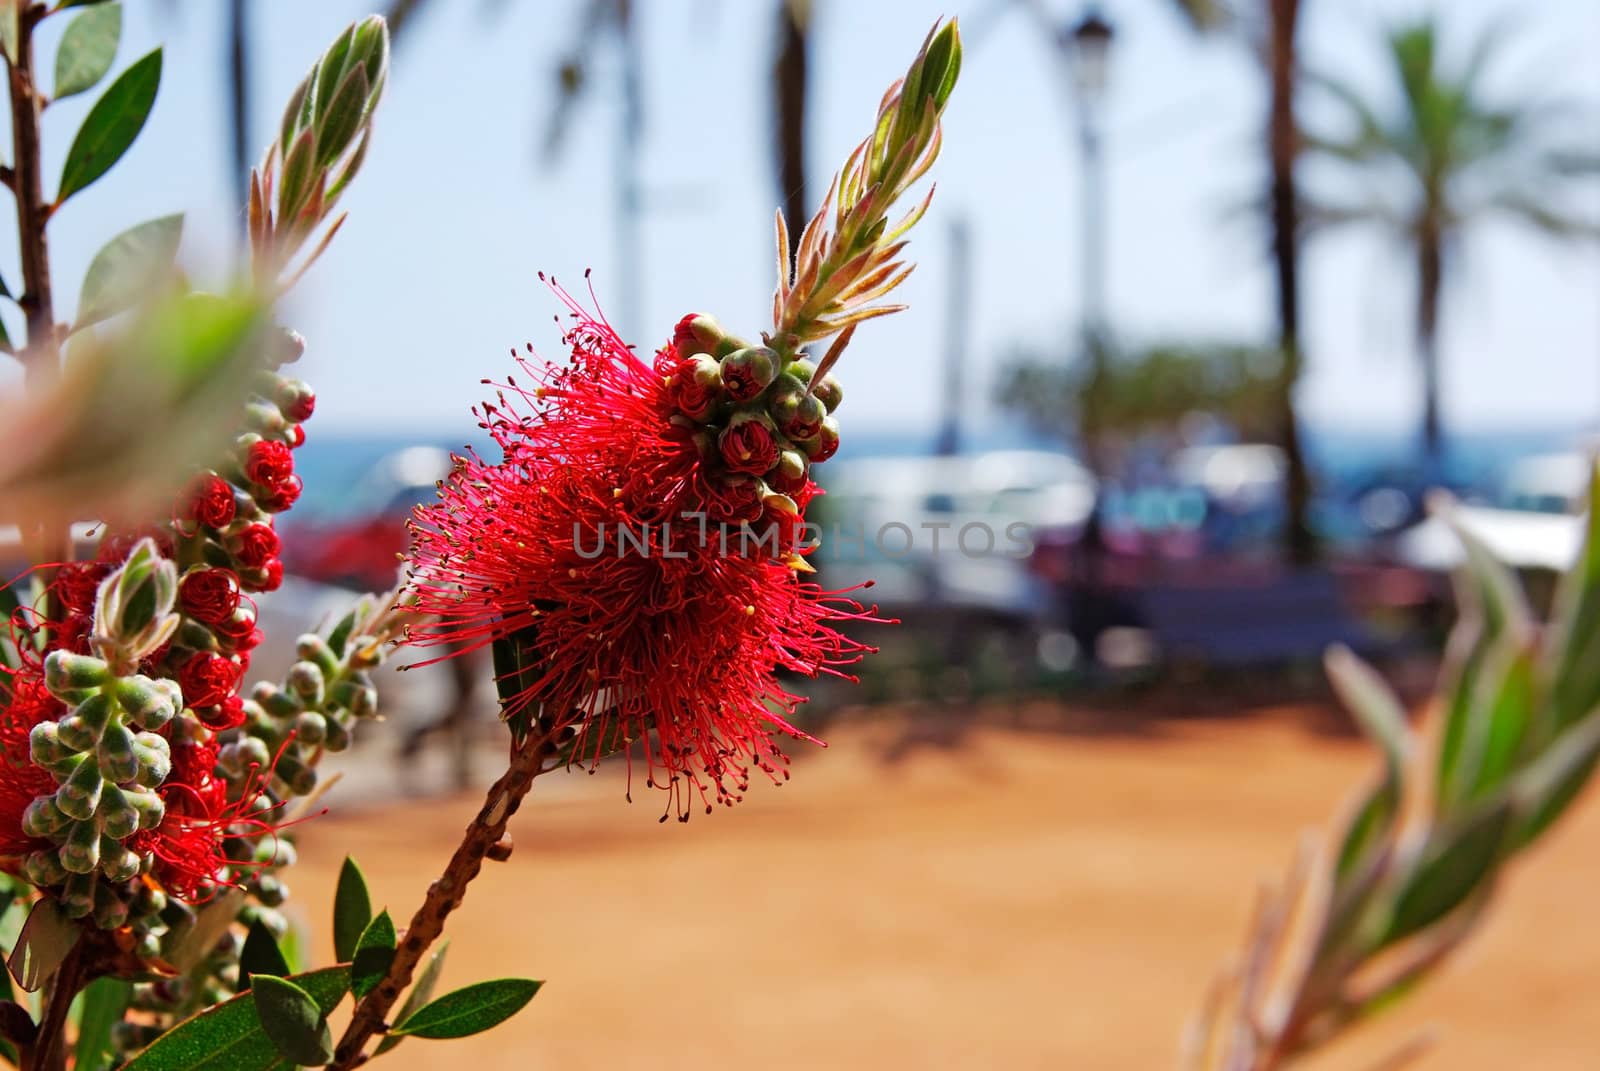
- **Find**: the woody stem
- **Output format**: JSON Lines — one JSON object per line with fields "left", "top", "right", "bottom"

{"left": 330, "top": 731, "right": 556, "bottom": 1069}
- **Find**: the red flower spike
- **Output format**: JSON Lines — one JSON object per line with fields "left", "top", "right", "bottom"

{"left": 406, "top": 287, "right": 884, "bottom": 820}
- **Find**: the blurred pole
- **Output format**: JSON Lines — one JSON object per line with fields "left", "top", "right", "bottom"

{"left": 773, "top": 0, "right": 810, "bottom": 241}
{"left": 936, "top": 218, "right": 972, "bottom": 457}
{"left": 616, "top": 0, "right": 643, "bottom": 342}
{"left": 1066, "top": 8, "right": 1114, "bottom": 476}
{"left": 227, "top": 0, "right": 250, "bottom": 227}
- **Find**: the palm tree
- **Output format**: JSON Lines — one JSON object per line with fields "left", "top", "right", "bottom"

{"left": 1163, "top": 0, "right": 1316, "bottom": 563}
{"left": 1306, "top": 17, "right": 1599, "bottom": 463}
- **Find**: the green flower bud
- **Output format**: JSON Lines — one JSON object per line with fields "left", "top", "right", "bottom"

{"left": 323, "top": 716, "right": 352, "bottom": 752}
{"left": 113, "top": 676, "right": 180, "bottom": 731}
{"left": 811, "top": 374, "right": 844, "bottom": 413}
{"left": 253, "top": 875, "right": 288, "bottom": 909}
{"left": 273, "top": 755, "right": 318, "bottom": 797}
{"left": 293, "top": 711, "right": 327, "bottom": 746}
{"left": 44, "top": 651, "right": 111, "bottom": 693}
{"left": 93, "top": 538, "right": 180, "bottom": 670}
{"left": 97, "top": 723, "right": 140, "bottom": 784}
{"left": 22, "top": 796, "right": 68, "bottom": 839}
{"left": 770, "top": 381, "right": 826, "bottom": 442}
{"left": 59, "top": 819, "right": 101, "bottom": 874}
{"left": 130, "top": 734, "right": 171, "bottom": 789}
{"left": 57, "top": 760, "right": 104, "bottom": 822}
{"left": 60, "top": 872, "right": 97, "bottom": 918}
{"left": 796, "top": 415, "right": 841, "bottom": 463}
{"left": 30, "top": 722, "right": 70, "bottom": 768}
{"left": 55, "top": 713, "right": 96, "bottom": 753}
{"left": 130, "top": 790, "right": 165, "bottom": 831}
{"left": 253, "top": 683, "right": 303, "bottom": 719}
{"left": 92, "top": 884, "right": 131, "bottom": 927}
{"left": 254, "top": 837, "right": 297, "bottom": 868}
{"left": 295, "top": 634, "right": 339, "bottom": 678}
{"left": 772, "top": 449, "right": 809, "bottom": 485}
{"left": 675, "top": 313, "right": 739, "bottom": 357}
{"left": 287, "top": 661, "right": 325, "bottom": 705}
{"left": 100, "top": 846, "right": 142, "bottom": 885}
{"left": 24, "top": 849, "right": 67, "bottom": 886}
{"left": 222, "top": 737, "right": 272, "bottom": 778}
{"left": 99, "top": 785, "right": 142, "bottom": 840}
{"left": 719, "top": 347, "right": 780, "bottom": 402}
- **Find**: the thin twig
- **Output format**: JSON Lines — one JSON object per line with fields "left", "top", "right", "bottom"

{"left": 27, "top": 942, "right": 83, "bottom": 1071}
{"left": 330, "top": 731, "right": 557, "bottom": 1068}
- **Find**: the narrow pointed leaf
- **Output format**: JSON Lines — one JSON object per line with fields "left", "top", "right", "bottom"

{"left": 1382, "top": 799, "right": 1513, "bottom": 945}
{"left": 239, "top": 920, "right": 290, "bottom": 991}
{"left": 374, "top": 941, "right": 449, "bottom": 1056}
{"left": 74, "top": 213, "right": 183, "bottom": 329}
{"left": 250, "top": 975, "right": 333, "bottom": 1068}
{"left": 332, "top": 856, "right": 373, "bottom": 963}
{"left": 390, "top": 978, "right": 543, "bottom": 1039}
{"left": 57, "top": 47, "right": 162, "bottom": 203}
{"left": 118, "top": 967, "right": 348, "bottom": 1071}
{"left": 54, "top": 2, "right": 122, "bottom": 100}
{"left": 73, "top": 977, "right": 131, "bottom": 1071}
{"left": 350, "top": 909, "right": 396, "bottom": 998}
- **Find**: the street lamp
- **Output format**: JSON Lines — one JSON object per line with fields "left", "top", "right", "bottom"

{"left": 1062, "top": 6, "right": 1115, "bottom": 475}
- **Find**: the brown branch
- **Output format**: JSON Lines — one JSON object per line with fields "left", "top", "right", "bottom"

{"left": 330, "top": 732, "right": 556, "bottom": 1068}
{"left": 25, "top": 941, "right": 83, "bottom": 1071}
{"left": 8, "top": 2, "right": 57, "bottom": 382}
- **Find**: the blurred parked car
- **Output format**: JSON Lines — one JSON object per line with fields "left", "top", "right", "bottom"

{"left": 282, "top": 445, "right": 456, "bottom": 591}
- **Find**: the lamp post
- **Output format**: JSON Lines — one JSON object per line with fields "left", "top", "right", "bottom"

{"left": 1063, "top": 6, "right": 1114, "bottom": 474}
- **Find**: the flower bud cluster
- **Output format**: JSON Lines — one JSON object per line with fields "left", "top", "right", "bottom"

{"left": 20, "top": 545, "right": 181, "bottom": 926}
{"left": 230, "top": 596, "right": 389, "bottom": 802}
{"left": 663, "top": 313, "right": 844, "bottom": 559}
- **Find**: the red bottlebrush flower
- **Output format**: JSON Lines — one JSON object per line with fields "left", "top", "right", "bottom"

{"left": 288, "top": 425, "right": 307, "bottom": 448}
{"left": 54, "top": 561, "right": 109, "bottom": 616}
{"left": 178, "top": 568, "right": 241, "bottom": 626}
{"left": 406, "top": 288, "right": 882, "bottom": 820}
{"left": 132, "top": 739, "right": 284, "bottom": 900}
{"left": 718, "top": 417, "right": 779, "bottom": 476}
{"left": 233, "top": 524, "right": 281, "bottom": 569}
{"left": 260, "top": 559, "right": 285, "bottom": 592}
{"left": 185, "top": 473, "right": 237, "bottom": 530}
{"left": 245, "top": 440, "right": 296, "bottom": 488}
{"left": 0, "top": 669, "right": 65, "bottom": 860}
{"left": 671, "top": 358, "right": 719, "bottom": 421}
{"left": 257, "top": 476, "right": 303, "bottom": 513}
{"left": 178, "top": 652, "right": 242, "bottom": 710}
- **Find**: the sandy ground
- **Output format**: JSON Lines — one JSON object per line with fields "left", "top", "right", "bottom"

{"left": 285, "top": 703, "right": 1600, "bottom": 1070}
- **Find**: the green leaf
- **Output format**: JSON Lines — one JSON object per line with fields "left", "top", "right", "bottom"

{"left": 1511, "top": 712, "right": 1600, "bottom": 848}
{"left": 332, "top": 856, "right": 373, "bottom": 963}
{"left": 1545, "top": 461, "right": 1600, "bottom": 733}
{"left": 1382, "top": 799, "right": 1512, "bottom": 946}
{"left": 351, "top": 910, "right": 396, "bottom": 998}
{"left": 54, "top": 2, "right": 121, "bottom": 100}
{"left": 250, "top": 975, "right": 332, "bottom": 1067}
{"left": 164, "top": 890, "right": 244, "bottom": 974}
{"left": 6, "top": 899, "right": 81, "bottom": 993}
{"left": 0, "top": 4, "right": 17, "bottom": 66}
{"left": 119, "top": 967, "right": 348, "bottom": 1071}
{"left": 491, "top": 627, "right": 542, "bottom": 743}
{"left": 238, "top": 920, "right": 290, "bottom": 992}
{"left": 72, "top": 977, "right": 130, "bottom": 1071}
{"left": 390, "top": 977, "right": 542, "bottom": 1040}
{"left": 374, "top": 940, "right": 448, "bottom": 1056}
{"left": 74, "top": 213, "right": 183, "bottom": 329}
{"left": 314, "top": 66, "right": 368, "bottom": 169}
{"left": 57, "top": 47, "right": 162, "bottom": 204}
{"left": 1324, "top": 646, "right": 1409, "bottom": 881}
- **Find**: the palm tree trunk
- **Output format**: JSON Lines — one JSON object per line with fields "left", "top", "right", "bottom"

{"left": 773, "top": 0, "right": 810, "bottom": 239}
{"left": 1417, "top": 227, "right": 1444, "bottom": 463}
{"left": 1267, "top": 0, "right": 1315, "bottom": 565}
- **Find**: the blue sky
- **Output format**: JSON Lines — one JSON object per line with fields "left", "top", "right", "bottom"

{"left": 7, "top": 0, "right": 1600, "bottom": 443}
